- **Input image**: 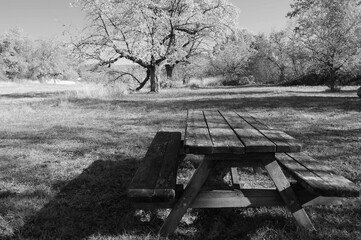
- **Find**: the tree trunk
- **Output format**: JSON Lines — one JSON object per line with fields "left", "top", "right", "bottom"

{"left": 149, "top": 66, "right": 159, "bottom": 92}
{"left": 328, "top": 69, "right": 338, "bottom": 91}
{"left": 165, "top": 64, "right": 175, "bottom": 81}
{"left": 279, "top": 66, "right": 285, "bottom": 82}
{"left": 135, "top": 69, "right": 150, "bottom": 91}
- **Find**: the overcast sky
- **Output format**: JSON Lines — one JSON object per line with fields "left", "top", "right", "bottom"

{"left": 0, "top": 0, "right": 292, "bottom": 39}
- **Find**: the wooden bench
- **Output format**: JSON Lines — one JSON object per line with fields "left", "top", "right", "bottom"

{"left": 276, "top": 152, "right": 359, "bottom": 198}
{"left": 127, "top": 131, "right": 183, "bottom": 203}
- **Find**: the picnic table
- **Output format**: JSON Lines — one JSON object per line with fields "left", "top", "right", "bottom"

{"left": 128, "top": 110, "right": 359, "bottom": 238}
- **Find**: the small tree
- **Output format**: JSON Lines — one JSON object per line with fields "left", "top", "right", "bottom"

{"left": 0, "top": 28, "right": 32, "bottom": 80}
{"left": 288, "top": 0, "right": 361, "bottom": 90}
{"left": 29, "top": 40, "right": 79, "bottom": 81}
{"left": 252, "top": 31, "right": 293, "bottom": 83}
{"left": 74, "top": 0, "right": 239, "bottom": 92}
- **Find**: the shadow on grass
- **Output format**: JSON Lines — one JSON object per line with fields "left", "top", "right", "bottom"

{"left": 17, "top": 157, "right": 159, "bottom": 239}
{"left": 0, "top": 92, "right": 64, "bottom": 99}
{"left": 67, "top": 95, "right": 361, "bottom": 113}
{"left": 13, "top": 156, "right": 313, "bottom": 240}
{"left": 15, "top": 153, "right": 295, "bottom": 240}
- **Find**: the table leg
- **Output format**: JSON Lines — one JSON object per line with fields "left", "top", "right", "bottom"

{"left": 159, "top": 156, "right": 214, "bottom": 237}
{"left": 230, "top": 167, "right": 241, "bottom": 188}
{"left": 263, "top": 159, "right": 315, "bottom": 231}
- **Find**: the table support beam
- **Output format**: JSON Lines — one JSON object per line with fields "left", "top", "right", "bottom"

{"left": 159, "top": 156, "right": 214, "bottom": 237}
{"left": 263, "top": 159, "right": 316, "bottom": 231}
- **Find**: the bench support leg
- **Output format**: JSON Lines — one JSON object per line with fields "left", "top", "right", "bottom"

{"left": 263, "top": 159, "right": 316, "bottom": 231}
{"left": 159, "top": 156, "right": 214, "bottom": 237}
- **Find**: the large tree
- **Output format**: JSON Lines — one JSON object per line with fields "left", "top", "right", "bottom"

{"left": 288, "top": 0, "right": 361, "bottom": 90}
{"left": 74, "top": 0, "right": 238, "bottom": 92}
{"left": 29, "top": 40, "right": 79, "bottom": 81}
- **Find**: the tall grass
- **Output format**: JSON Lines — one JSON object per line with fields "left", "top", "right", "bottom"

{"left": 64, "top": 82, "right": 129, "bottom": 100}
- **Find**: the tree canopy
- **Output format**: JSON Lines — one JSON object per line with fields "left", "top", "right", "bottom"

{"left": 288, "top": 0, "right": 361, "bottom": 89}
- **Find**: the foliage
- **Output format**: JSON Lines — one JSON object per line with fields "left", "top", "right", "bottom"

{"left": 208, "top": 29, "right": 256, "bottom": 84}
{"left": 29, "top": 40, "right": 79, "bottom": 80}
{"left": 74, "top": 0, "right": 239, "bottom": 92}
{"left": 0, "top": 28, "right": 79, "bottom": 81}
{"left": 0, "top": 28, "right": 32, "bottom": 80}
{"left": 288, "top": 0, "right": 361, "bottom": 90}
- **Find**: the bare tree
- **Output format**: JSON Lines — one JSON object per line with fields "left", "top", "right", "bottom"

{"left": 74, "top": 0, "right": 239, "bottom": 92}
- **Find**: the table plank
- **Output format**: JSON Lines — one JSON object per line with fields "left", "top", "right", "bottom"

{"left": 235, "top": 112, "right": 302, "bottom": 152}
{"left": 259, "top": 130, "right": 302, "bottom": 152}
{"left": 220, "top": 111, "right": 276, "bottom": 152}
{"left": 236, "top": 112, "right": 271, "bottom": 130}
{"left": 185, "top": 110, "right": 302, "bottom": 154}
{"left": 203, "top": 111, "right": 245, "bottom": 154}
{"left": 185, "top": 110, "right": 213, "bottom": 153}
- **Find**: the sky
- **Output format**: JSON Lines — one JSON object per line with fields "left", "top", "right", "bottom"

{"left": 0, "top": 0, "right": 292, "bottom": 40}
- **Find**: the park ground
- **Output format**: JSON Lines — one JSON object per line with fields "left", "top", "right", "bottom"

{"left": 0, "top": 81, "right": 360, "bottom": 240}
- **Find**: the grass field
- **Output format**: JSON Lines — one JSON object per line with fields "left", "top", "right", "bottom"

{"left": 0, "top": 82, "right": 360, "bottom": 240}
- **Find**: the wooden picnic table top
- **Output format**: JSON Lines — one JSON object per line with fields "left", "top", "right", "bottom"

{"left": 184, "top": 110, "right": 302, "bottom": 154}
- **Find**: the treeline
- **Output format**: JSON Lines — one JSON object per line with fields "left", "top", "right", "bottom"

{"left": 171, "top": 0, "right": 361, "bottom": 90}
{"left": 89, "top": 0, "right": 361, "bottom": 91}
{"left": 0, "top": 28, "right": 79, "bottom": 81}
{"left": 1, "top": 0, "right": 360, "bottom": 91}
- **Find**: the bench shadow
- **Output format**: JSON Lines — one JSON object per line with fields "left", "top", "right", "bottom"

{"left": 188, "top": 208, "right": 295, "bottom": 240}
{"left": 17, "top": 157, "right": 162, "bottom": 240}
{"left": 14, "top": 156, "right": 360, "bottom": 240}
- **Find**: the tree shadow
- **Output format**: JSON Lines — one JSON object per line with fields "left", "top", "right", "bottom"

{"left": 0, "top": 92, "right": 64, "bottom": 99}
{"left": 17, "top": 157, "right": 164, "bottom": 239}
{"left": 67, "top": 95, "right": 361, "bottom": 114}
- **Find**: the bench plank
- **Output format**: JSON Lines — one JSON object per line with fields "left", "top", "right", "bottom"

{"left": 128, "top": 131, "right": 181, "bottom": 202}
{"left": 276, "top": 153, "right": 359, "bottom": 197}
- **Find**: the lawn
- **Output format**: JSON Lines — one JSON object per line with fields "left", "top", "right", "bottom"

{"left": 0, "top": 82, "right": 360, "bottom": 240}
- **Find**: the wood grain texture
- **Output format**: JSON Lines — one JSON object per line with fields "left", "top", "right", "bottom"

{"left": 185, "top": 110, "right": 213, "bottom": 153}
{"left": 259, "top": 130, "right": 302, "bottom": 152}
{"left": 220, "top": 111, "right": 276, "bottom": 152}
{"left": 185, "top": 110, "right": 301, "bottom": 154}
{"left": 234, "top": 111, "right": 302, "bottom": 153}
{"left": 203, "top": 110, "right": 245, "bottom": 154}
{"left": 128, "top": 131, "right": 181, "bottom": 202}
{"left": 236, "top": 112, "right": 271, "bottom": 130}
{"left": 276, "top": 153, "right": 359, "bottom": 197}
